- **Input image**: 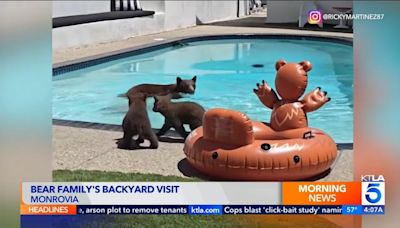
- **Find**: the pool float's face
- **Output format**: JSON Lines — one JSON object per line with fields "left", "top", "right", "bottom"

{"left": 275, "top": 60, "right": 312, "bottom": 101}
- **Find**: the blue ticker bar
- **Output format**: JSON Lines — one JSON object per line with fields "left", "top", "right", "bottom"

{"left": 64, "top": 205, "right": 385, "bottom": 215}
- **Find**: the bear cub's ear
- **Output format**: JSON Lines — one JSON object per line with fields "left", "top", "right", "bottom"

{"left": 275, "top": 59, "right": 287, "bottom": 71}
{"left": 299, "top": 61, "right": 312, "bottom": 72}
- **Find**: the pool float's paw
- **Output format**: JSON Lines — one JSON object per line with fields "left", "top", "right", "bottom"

{"left": 302, "top": 87, "right": 331, "bottom": 113}
{"left": 253, "top": 80, "right": 279, "bottom": 109}
{"left": 253, "top": 80, "right": 271, "bottom": 96}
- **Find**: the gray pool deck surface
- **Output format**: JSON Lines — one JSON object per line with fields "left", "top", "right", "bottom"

{"left": 53, "top": 20, "right": 353, "bottom": 181}
{"left": 53, "top": 125, "right": 352, "bottom": 181}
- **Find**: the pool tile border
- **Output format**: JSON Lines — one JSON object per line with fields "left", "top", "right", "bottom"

{"left": 53, "top": 119, "right": 121, "bottom": 131}
{"left": 53, "top": 119, "right": 185, "bottom": 143}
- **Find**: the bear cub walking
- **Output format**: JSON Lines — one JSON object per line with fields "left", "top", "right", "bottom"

{"left": 153, "top": 94, "right": 205, "bottom": 138}
{"left": 117, "top": 93, "right": 158, "bottom": 149}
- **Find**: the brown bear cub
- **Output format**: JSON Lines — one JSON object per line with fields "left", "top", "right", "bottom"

{"left": 126, "top": 76, "right": 197, "bottom": 105}
{"left": 152, "top": 94, "right": 205, "bottom": 138}
{"left": 117, "top": 93, "right": 158, "bottom": 150}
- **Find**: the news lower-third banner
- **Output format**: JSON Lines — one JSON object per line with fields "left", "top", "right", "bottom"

{"left": 21, "top": 179, "right": 385, "bottom": 216}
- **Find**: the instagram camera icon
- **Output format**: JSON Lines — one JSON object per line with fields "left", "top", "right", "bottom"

{"left": 308, "top": 10, "right": 322, "bottom": 25}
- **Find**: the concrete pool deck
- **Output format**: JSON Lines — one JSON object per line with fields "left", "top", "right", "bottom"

{"left": 53, "top": 125, "right": 353, "bottom": 181}
{"left": 53, "top": 23, "right": 353, "bottom": 181}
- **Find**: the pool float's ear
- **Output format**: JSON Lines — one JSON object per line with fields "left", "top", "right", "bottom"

{"left": 192, "top": 76, "right": 197, "bottom": 82}
{"left": 177, "top": 77, "right": 182, "bottom": 84}
{"left": 299, "top": 61, "right": 312, "bottom": 72}
{"left": 275, "top": 60, "right": 287, "bottom": 71}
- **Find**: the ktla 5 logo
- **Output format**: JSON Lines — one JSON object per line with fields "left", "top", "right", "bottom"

{"left": 308, "top": 10, "right": 322, "bottom": 24}
{"left": 361, "top": 175, "right": 385, "bottom": 205}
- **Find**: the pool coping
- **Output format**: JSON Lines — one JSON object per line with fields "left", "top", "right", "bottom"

{"left": 53, "top": 33, "right": 354, "bottom": 147}
{"left": 53, "top": 33, "right": 353, "bottom": 75}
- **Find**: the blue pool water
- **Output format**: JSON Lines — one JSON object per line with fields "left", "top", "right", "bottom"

{"left": 53, "top": 38, "right": 353, "bottom": 143}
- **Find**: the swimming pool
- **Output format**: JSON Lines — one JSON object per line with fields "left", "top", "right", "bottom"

{"left": 53, "top": 36, "right": 353, "bottom": 143}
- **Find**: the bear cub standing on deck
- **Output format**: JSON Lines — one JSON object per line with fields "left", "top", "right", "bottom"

{"left": 117, "top": 93, "right": 158, "bottom": 150}
{"left": 153, "top": 94, "right": 205, "bottom": 139}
